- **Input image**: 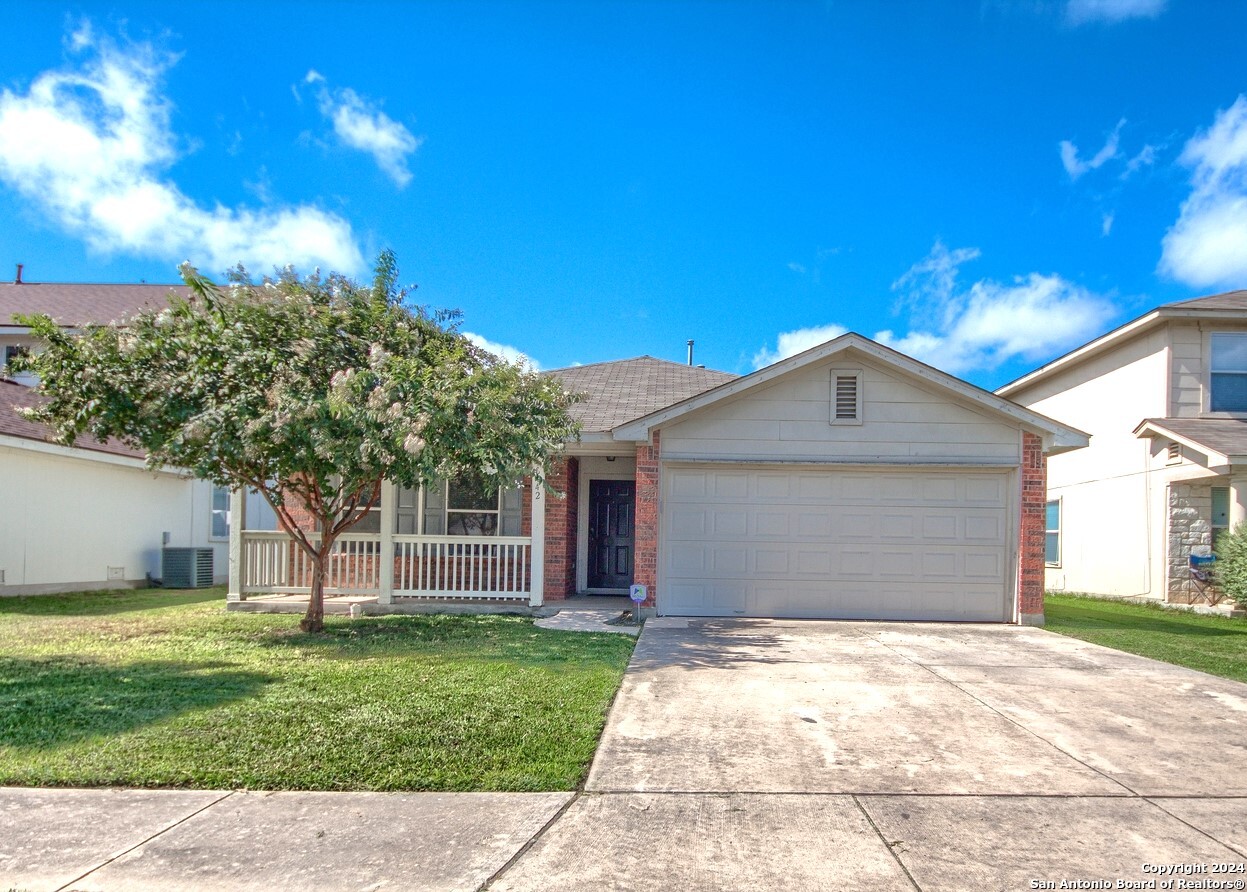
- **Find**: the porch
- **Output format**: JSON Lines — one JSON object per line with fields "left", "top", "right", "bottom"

{"left": 226, "top": 480, "right": 549, "bottom": 606}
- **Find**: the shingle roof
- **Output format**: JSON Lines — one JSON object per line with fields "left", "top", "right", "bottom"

{"left": 547, "top": 356, "right": 736, "bottom": 432}
{"left": 1138, "top": 417, "right": 1247, "bottom": 459}
{"left": 0, "top": 380, "right": 146, "bottom": 460}
{"left": 0, "top": 282, "right": 188, "bottom": 329}
{"left": 1165, "top": 290, "right": 1247, "bottom": 311}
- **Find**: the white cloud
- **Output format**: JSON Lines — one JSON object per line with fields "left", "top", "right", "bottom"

{"left": 310, "top": 72, "right": 421, "bottom": 188}
{"left": 1101, "top": 212, "right": 1114, "bottom": 236}
{"left": 1059, "top": 119, "right": 1124, "bottom": 180}
{"left": 891, "top": 240, "right": 981, "bottom": 325}
{"left": 787, "top": 261, "right": 807, "bottom": 274}
{"left": 1160, "top": 96, "right": 1247, "bottom": 289}
{"left": 753, "top": 243, "right": 1117, "bottom": 375}
{"left": 752, "top": 323, "right": 848, "bottom": 368}
{"left": 0, "top": 27, "right": 363, "bottom": 274}
{"left": 1066, "top": 0, "right": 1166, "bottom": 25}
{"left": 881, "top": 272, "right": 1117, "bottom": 374}
{"left": 464, "top": 332, "right": 540, "bottom": 371}
{"left": 1123, "top": 143, "right": 1157, "bottom": 178}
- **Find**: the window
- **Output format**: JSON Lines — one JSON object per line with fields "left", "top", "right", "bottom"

{"left": 1045, "top": 499, "right": 1061, "bottom": 566}
{"left": 351, "top": 493, "right": 382, "bottom": 533}
{"left": 829, "top": 368, "right": 863, "bottom": 425}
{"left": 395, "top": 475, "right": 523, "bottom": 537}
{"left": 3, "top": 345, "right": 30, "bottom": 379}
{"left": 1210, "top": 333, "right": 1247, "bottom": 412}
{"left": 1212, "top": 487, "right": 1230, "bottom": 553}
{"left": 447, "top": 474, "right": 500, "bottom": 536}
{"left": 210, "top": 486, "right": 230, "bottom": 539}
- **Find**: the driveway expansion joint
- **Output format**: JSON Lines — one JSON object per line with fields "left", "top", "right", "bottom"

{"left": 851, "top": 793, "right": 924, "bottom": 891}
{"left": 1143, "top": 797, "right": 1247, "bottom": 858}
{"left": 479, "top": 790, "right": 582, "bottom": 891}
{"left": 52, "top": 789, "right": 236, "bottom": 892}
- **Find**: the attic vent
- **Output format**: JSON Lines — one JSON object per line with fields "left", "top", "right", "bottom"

{"left": 829, "top": 368, "right": 863, "bottom": 426}
{"left": 1167, "top": 442, "right": 1181, "bottom": 464}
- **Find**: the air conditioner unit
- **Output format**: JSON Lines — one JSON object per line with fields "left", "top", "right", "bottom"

{"left": 162, "top": 547, "right": 214, "bottom": 588}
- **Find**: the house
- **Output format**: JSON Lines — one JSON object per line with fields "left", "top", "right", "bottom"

{"left": 997, "top": 290, "right": 1247, "bottom": 604}
{"left": 230, "top": 334, "right": 1086, "bottom": 624}
{"left": 0, "top": 277, "right": 275, "bottom": 595}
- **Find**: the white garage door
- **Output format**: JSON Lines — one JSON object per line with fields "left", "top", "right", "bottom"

{"left": 662, "top": 466, "right": 1011, "bottom": 622}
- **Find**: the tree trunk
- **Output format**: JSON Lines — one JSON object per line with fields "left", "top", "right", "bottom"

{"left": 301, "top": 551, "right": 327, "bottom": 633}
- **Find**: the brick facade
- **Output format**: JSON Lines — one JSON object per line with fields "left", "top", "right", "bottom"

{"left": 1018, "top": 431, "right": 1047, "bottom": 624}
{"left": 634, "top": 432, "right": 660, "bottom": 607}
{"left": 542, "top": 456, "right": 579, "bottom": 599}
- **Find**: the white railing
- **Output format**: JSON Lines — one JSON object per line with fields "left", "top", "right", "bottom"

{"left": 238, "top": 531, "right": 531, "bottom": 600}
{"left": 393, "top": 535, "right": 530, "bottom": 600}
{"left": 240, "top": 532, "right": 381, "bottom": 595}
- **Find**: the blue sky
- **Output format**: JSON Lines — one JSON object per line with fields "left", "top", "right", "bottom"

{"left": 1, "top": 0, "right": 1245, "bottom": 389}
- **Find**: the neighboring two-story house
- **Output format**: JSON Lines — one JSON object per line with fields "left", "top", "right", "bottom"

{"left": 997, "top": 290, "right": 1247, "bottom": 604}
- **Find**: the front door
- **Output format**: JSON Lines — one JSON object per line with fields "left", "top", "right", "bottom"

{"left": 588, "top": 480, "right": 635, "bottom": 590}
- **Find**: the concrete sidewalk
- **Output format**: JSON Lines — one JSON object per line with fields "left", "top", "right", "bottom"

{"left": 1, "top": 788, "right": 569, "bottom": 892}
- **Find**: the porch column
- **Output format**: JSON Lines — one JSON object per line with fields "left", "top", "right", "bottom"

{"left": 227, "top": 487, "right": 247, "bottom": 602}
{"left": 378, "top": 480, "right": 395, "bottom": 605}
{"left": 529, "top": 473, "right": 546, "bottom": 607}
{"left": 1231, "top": 475, "right": 1247, "bottom": 531}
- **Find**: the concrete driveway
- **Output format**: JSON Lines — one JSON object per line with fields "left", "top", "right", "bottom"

{"left": 494, "top": 618, "right": 1247, "bottom": 891}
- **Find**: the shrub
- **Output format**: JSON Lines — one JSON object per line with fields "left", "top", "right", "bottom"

{"left": 1215, "top": 522, "right": 1247, "bottom": 609}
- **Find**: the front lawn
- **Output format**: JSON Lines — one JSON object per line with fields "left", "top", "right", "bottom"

{"left": 1045, "top": 593, "right": 1247, "bottom": 683}
{"left": 0, "top": 588, "right": 634, "bottom": 791}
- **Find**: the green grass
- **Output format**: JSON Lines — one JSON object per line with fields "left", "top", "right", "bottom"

{"left": 0, "top": 587, "right": 634, "bottom": 791}
{"left": 1045, "top": 592, "right": 1247, "bottom": 683}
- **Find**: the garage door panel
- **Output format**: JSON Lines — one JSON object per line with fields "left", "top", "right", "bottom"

{"left": 756, "top": 474, "right": 792, "bottom": 499}
{"left": 711, "top": 472, "right": 749, "bottom": 499}
{"left": 668, "top": 508, "right": 706, "bottom": 536}
{"left": 712, "top": 510, "right": 748, "bottom": 536}
{"left": 662, "top": 466, "right": 1010, "bottom": 622}
{"left": 756, "top": 512, "right": 789, "bottom": 536}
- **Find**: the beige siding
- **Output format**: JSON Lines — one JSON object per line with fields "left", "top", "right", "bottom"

{"left": 1169, "top": 323, "right": 1203, "bottom": 418}
{"left": 1169, "top": 321, "right": 1247, "bottom": 417}
{"left": 660, "top": 358, "right": 1021, "bottom": 464}
{"left": 0, "top": 442, "right": 226, "bottom": 594}
{"left": 1009, "top": 327, "right": 1168, "bottom": 597}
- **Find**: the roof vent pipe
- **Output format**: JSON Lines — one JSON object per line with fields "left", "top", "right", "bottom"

{"left": 14, "top": 263, "right": 23, "bottom": 284}
{"left": 687, "top": 339, "right": 694, "bottom": 366}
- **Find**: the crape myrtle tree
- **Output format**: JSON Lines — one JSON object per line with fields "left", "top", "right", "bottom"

{"left": 14, "top": 251, "right": 578, "bottom": 632}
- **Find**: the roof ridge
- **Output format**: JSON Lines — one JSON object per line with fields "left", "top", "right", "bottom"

{"left": 0, "top": 281, "right": 185, "bottom": 287}
{"left": 546, "top": 355, "right": 733, "bottom": 374}
{"left": 1165, "top": 288, "right": 1247, "bottom": 307}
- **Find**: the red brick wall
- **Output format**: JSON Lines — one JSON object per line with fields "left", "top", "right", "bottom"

{"left": 521, "top": 476, "right": 533, "bottom": 537}
{"left": 542, "top": 457, "right": 578, "bottom": 599}
{"left": 1019, "top": 432, "right": 1047, "bottom": 623}
{"left": 634, "top": 432, "right": 660, "bottom": 607}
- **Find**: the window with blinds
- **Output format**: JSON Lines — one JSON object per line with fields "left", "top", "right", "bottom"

{"left": 829, "top": 368, "right": 863, "bottom": 425}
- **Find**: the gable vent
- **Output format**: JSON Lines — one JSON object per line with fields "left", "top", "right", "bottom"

{"left": 1167, "top": 442, "right": 1181, "bottom": 463}
{"left": 835, "top": 376, "right": 858, "bottom": 418}
{"left": 829, "top": 368, "right": 863, "bottom": 425}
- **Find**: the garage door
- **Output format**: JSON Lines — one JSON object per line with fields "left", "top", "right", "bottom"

{"left": 661, "top": 466, "right": 1011, "bottom": 621}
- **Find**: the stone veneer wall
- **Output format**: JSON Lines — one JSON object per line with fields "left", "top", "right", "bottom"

{"left": 1167, "top": 482, "right": 1213, "bottom": 604}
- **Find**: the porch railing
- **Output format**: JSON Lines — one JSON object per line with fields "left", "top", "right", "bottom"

{"left": 239, "top": 532, "right": 381, "bottom": 595}
{"left": 393, "top": 535, "right": 530, "bottom": 599}
{"left": 239, "top": 531, "right": 531, "bottom": 601}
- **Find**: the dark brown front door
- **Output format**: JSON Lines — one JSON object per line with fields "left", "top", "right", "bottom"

{"left": 588, "top": 480, "right": 634, "bottom": 590}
